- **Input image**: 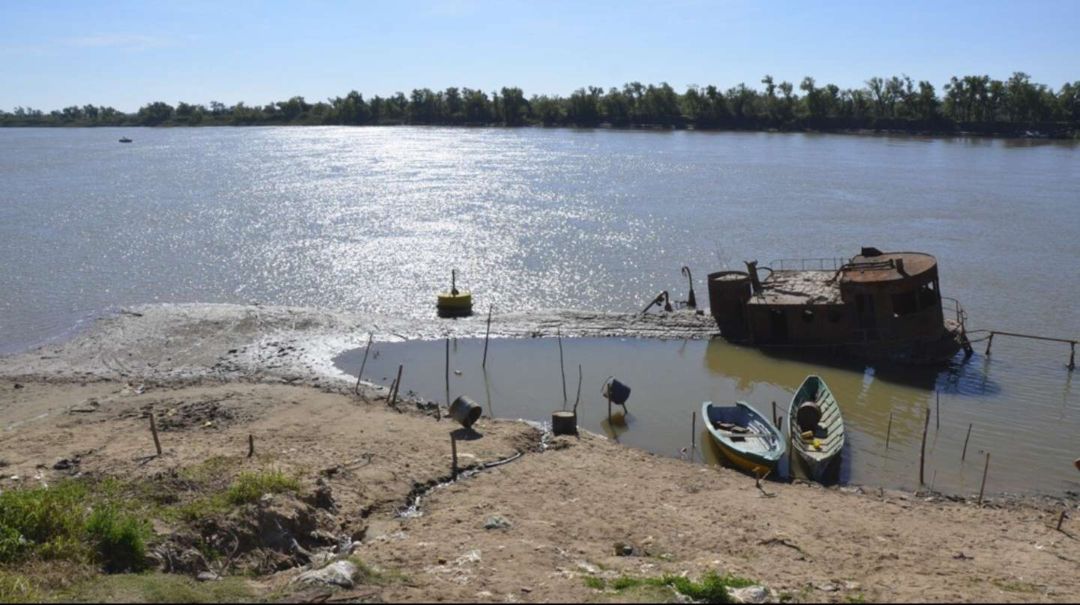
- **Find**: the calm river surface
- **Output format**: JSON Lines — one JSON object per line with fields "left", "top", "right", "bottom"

{"left": 2, "top": 126, "right": 1078, "bottom": 495}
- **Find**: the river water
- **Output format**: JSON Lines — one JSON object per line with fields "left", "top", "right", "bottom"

{"left": 2, "top": 126, "right": 1078, "bottom": 495}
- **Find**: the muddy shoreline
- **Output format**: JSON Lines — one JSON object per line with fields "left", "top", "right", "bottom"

{"left": 1, "top": 302, "right": 1075, "bottom": 505}
{"left": 2, "top": 304, "right": 1080, "bottom": 602}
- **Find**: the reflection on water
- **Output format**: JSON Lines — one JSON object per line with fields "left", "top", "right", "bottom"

{"left": 337, "top": 335, "right": 1080, "bottom": 496}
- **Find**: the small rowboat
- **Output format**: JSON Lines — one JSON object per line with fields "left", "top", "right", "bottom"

{"left": 788, "top": 375, "right": 845, "bottom": 481}
{"left": 118, "top": 137, "right": 133, "bottom": 143}
{"left": 702, "top": 401, "right": 786, "bottom": 477}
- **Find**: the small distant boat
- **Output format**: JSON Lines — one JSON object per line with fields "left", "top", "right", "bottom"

{"left": 788, "top": 375, "right": 845, "bottom": 481}
{"left": 118, "top": 137, "right": 132, "bottom": 143}
{"left": 702, "top": 401, "right": 786, "bottom": 477}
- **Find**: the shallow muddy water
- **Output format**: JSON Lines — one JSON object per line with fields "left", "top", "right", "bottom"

{"left": 337, "top": 335, "right": 1080, "bottom": 497}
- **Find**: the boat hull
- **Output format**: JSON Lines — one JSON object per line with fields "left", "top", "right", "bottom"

{"left": 702, "top": 401, "right": 785, "bottom": 478}
{"left": 787, "top": 375, "right": 845, "bottom": 483}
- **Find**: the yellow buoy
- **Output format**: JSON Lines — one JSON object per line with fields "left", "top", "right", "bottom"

{"left": 437, "top": 270, "right": 473, "bottom": 317}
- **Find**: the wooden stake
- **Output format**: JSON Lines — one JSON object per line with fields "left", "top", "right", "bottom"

{"left": 885, "top": 411, "right": 893, "bottom": 450}
{"left": 984, "top": 333, "right": 994, "bottom": 356}
{"left": 355, "top": 333, "right": 373, "bottom": 394}
{"left": 691, "top": 411, "right": 696, "bottom": 462}
{"left": 482, "top": 305, "right": 493, "bottom": 369}
{"left": 444, "top": 337, "right": 450, "bottom": 409}
{"left": 450, "top": 434, "right": 459, "bottom": 479}
{"left": 573, "top": 364, "right": 583, "bottom": 416}
{"left": 771, "top": 401, "right": 777, "bottom": 427}
{"left": 978, "top": 452, "right": 991, "bottom": 504}
{"left": 247, "top": 434, "right": 254, "bottom": 458}
{"left": 788, "top": 426, "right": 795, "bottom": 481}
{"left": 919, "top": 407, "right": 930, "bottom": 486}
{"left": 1069, "top": 342, "right": 1076, "bottom": 371}
{"left": 1057, "top": 509, "right": 1068, "bottom": 531}
{"left": 961, "top": 423, "right": 973, "bottom": 461}
{"left": 390, "top": 364, "right": 403, "bottom": 407}
{"left": 935, "top": 390, "right": 941, "bottom": 432}
{"left": 557, "top": 328, "right": 567, "bottom": 407}
{"left": 149, "top": 413, "right": 162, "bottom": 456}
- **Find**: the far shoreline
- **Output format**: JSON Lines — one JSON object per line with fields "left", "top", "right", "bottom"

{"left": 3, "top": 121, "right": 1079, "bottom": 142}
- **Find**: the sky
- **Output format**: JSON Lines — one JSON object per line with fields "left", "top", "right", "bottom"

{"left": 2, "top": 0, "right": 1078, "bottom": 113}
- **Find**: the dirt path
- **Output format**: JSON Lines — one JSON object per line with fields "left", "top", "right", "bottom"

{"left": 2, "top": 378, "right": 1078, "bottom": 603}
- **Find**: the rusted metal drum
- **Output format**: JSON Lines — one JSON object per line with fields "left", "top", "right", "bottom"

{"left": 551, "top": 411, "right": 577, "bottom": 436}
{"left": 449, "top": 396, "right": 483, "bottom": 429}
{"left": 796, "top": 401, "right": 822, "bottom": 432}
{"left": 708, "top": 271, "right": 751, "bottom": 339}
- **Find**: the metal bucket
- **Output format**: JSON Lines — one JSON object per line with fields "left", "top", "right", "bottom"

{"left": 449, "top": 396, "right": 483, "bottom": 429}
{"left": 603, "top": 378, "right": 631, "bottom": 405}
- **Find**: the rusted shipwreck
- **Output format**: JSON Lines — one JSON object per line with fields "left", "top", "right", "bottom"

{"left": 707, "top": 248, "right": 971, "bottom": 364}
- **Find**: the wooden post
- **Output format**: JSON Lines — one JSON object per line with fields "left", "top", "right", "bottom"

{"left": 885, "top": 411, "right": 894, "bottom": 450}
{"left": 935, "top": 390, "right": 941, "bottom": 432}
{"left": 557, "top": 328, "right": 567, "bottom": 407}
{"left": 788, "top": 427, "right": 795, "bottom": 481}
{"left": 444, "top": 337, "right": 450, "bottom": 409}
{"left": 247, "top": 434, "right": 254, "bottom": 458}
{"left": 573, "top": 365, "right": 583, "bottom": 416}
{"left": 450, "top": 434, "right": 459, "bottom": 479}
{"left": 691, "top": 411, "right": 696, "bottom": 462}
{"left": 771, "top": 401, "right": 777, "bottom": 427}
{"left": 607, "top": 393, "right": 612, "bottom": 424}
{"left": 919, "top": 407, "right": 930, "bottom": 486}
{"left": 978, "top": 452, "right": 991, "bottom": 504}
{"left": 961, "top": 423, "right": 973, "bottom": 461}
{"left": 355, "top": 333, "right": 373, "bottom": 394}
{"left": 149, "top": 413, "right": 162, "bottom": 456}
{"left": 984, "top": 333, "right": 994, "bottom": 356}
{"left": 390, "top": 364, "right": 403, "bottom": 406}
{"left": 482, "top": 305, "right": 493, "bottom": 369}
{"left": 1069, "top": 342, "right": 1076, "bottom": 371}
{"left": 1057, "top": 510, "right": 1068, "bottom": 531}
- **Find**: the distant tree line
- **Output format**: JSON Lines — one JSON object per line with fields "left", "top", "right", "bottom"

{"left": 3, "top": 73, "right": 1079, "bottom": 138}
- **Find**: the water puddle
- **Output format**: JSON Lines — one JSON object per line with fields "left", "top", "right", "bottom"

{"left": 336, "top": 336, "right": 1080, "bottom": 496}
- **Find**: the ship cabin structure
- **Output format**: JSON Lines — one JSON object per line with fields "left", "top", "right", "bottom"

{"left": 707, "top": 248, "right": 966, "bottom": 364}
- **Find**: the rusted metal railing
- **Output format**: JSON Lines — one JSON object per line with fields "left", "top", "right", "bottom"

{"left": 767, "top": 257, "right": 846, "bottom": 271}
{"left": 983, "top": 330, "right": 1077, "bottom": 371}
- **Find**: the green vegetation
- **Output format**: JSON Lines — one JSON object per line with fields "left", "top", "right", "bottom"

{"left": 224, "top": 470, "right": 301, "bottom": 505}
{"left": 0, "top": 572, "right": 38, "bottom": 603}
{"left": 3, "top": 73, "right": 1079, "bottom": 137}
{"left": 584, "top": 571, "right": 755, "bottom": 603}
{"left": 59, "top": 573, "right": 253, "bottom": 603}
{"left": 0, "top": 481, "right": 149, "bottom": 572}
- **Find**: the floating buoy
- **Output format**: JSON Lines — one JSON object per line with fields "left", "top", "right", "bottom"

{"left": 437, "top": 269, "right": 473, "bottom": 317}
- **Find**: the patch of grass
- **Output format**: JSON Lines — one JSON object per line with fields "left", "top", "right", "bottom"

{"left": 584, "top": 576, "right": 606, "bottom": 590}
{"left": 0, "top": 481, "right": 148, "bottom": 571}
{"left": 59, "top": 573, "right": 253, "bottom": 603}
{"left": 590, "top": 571, "right": 754, "bottom": 604}
{"left": 992, "top": 579, "right": 1040, "bottom": 593}
{"left": 85, "top": 506, "right": 149, "bottom": 573}
{"left": 224, "top": 470, "right": 300, "bottom": 506}
{"left": 845, "top": 594, "right": 867, "bottom": 604}
{"left": 0, "top": 572, "right": 38, "bottom": 603}
{"left": 348, "top": 556, "right": 409, "bottom": 586}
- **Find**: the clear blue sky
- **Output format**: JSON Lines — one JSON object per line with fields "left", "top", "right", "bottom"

{"left": 2, "top": 0, "right": 1077, "bottom": 112}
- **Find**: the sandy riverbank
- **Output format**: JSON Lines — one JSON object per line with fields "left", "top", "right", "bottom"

{"left": 1, "top": 305, "right": 1079, "bottom": 602}
{"left": 1, "top": 377, "right": 1079, "bottom": 603}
